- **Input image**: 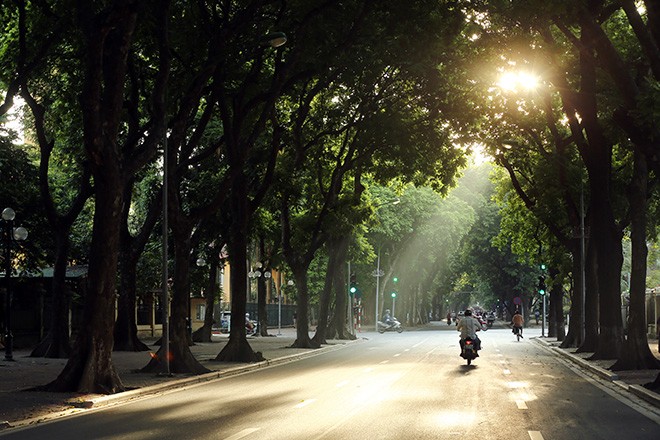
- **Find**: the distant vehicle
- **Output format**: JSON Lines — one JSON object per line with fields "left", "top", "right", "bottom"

{"left": 377, "top": 317, "right": 404, "bottom": 333}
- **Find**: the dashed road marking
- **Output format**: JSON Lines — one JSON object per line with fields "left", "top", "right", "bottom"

{"left": 225, "top": 428, "right": 260, "bottom": 440}
{"left": 503, "top": 369, "right": 511, "bottom": 375}
{"left": 294, "top": 399, "right": 316, "bottom": 409}
{"left": 394, "top": 353, "right": 401, "bottom": 357}
{"left": 528, "top": 431, "right": 544, "bottom": 440}
{"left": 516, "top": 400, "right": 528, "bottom": 409}
{"left": 336, "top": 380, "right": 349, "bottom": 388}
{"left": 380, "top": 360, "right": 389, "bottom": 364}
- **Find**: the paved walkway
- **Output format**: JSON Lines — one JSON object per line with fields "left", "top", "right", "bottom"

{"left": 0, "top": 324, "right": 659, "bottom": 431}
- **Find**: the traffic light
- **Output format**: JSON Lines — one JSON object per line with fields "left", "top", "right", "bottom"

{"left": 537, "top": 275, "right": 547, "bottom": 295}
{"left": 350, "top": 273, "right": 357, "bottom": 294}
{"left": 539, "top": 263, "right": 547, "bottom": 271}
{"left": 391, "top": 292, "right": 397, "bottom": 298}
{"left": 393, "top": 276, "right": 398, "bottom": 283}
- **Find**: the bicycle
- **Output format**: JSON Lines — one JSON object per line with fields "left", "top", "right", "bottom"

{"left": 513, "top": 325, "right": 522, "bottom": 341}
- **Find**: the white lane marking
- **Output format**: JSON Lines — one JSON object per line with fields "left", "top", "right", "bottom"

{"left": 225, "top": 428, "right": 260, "bottom": 440}
{"left": 404, "top": 348, "right": 410, "bottom": 352}
{"left": 528, "top": 431, "right": 544, "bottom": 440}
{"left": 516, "top": 400, "right": 528, "bottom": 409}
{"left": 336, "top": 380, "right": 349, "bottom": 388}
{"left": 363, "top": 368, "right": 373, "bottom": 373}
{"left": 294, "top": 399, "right": 316, "bottom": 409}
{"left": 503, "top": 369, "right": 511, "bottom": 375}
{"left": 380, "top": 360, "right": 390, "bottom": 364}
{"left": 394, "top": 353, "right": 401, "bottom": 357}
{"left": 412, "top": 337, "right": 430, "bottom": 348}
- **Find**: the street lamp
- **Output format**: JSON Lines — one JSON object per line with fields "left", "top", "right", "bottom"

{"left": 194, "top": 256, "right": 208, "bottom": 340}
{"left": 285, "top": 280, "right": 294, "bottom": 332}
{"left": 248, "top": 262, "right": 272, "bottom": 331}
{"left": 2, "top": 208, "right": 28, "bottom": 361}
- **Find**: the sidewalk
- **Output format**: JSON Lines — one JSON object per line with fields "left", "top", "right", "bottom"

{"left": 0, "top": 327, "right": 357, "bottom": 430}
{"left": 533, "top": 336, "right": 660, "bottom": 408}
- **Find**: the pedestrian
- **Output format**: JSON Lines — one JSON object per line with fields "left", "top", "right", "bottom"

{"left": 534, "top": 309, "right": 540, "bottom": 324}
{"left": 446, "top": 312, "right": 452, "bottom": 326}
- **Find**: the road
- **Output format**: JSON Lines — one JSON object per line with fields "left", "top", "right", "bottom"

{"left": 2, "top": 325, "right": 659, "bottom": 439}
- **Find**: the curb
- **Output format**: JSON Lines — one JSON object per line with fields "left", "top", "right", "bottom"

{"left": 533, "top": 337, "right": 660, "bottom": 408}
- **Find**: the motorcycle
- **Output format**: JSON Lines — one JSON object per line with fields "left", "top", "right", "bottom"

{"left": 460, "top": 337, "right": 478, "bottom": 365}
{"left": 245, "top": 319, "right": 258, "bottom": 336}
{"left": 377, "top": 318, "right": 404, "bottom": 333}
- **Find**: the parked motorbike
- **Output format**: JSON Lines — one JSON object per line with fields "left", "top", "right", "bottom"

{"left": 377, "top": 318, "right": 404, "bottom": 333}
{"left": 460, "top": 337, "right": 478, "bottom": 365}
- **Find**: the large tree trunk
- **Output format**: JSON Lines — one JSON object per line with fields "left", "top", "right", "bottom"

{"left": 548, "top": 268, "right": 565, "bottom": 341}
{"left": 612, "top": 151, "right": 660, "bottom": 370}
{"left": 30, "top": 234, "right": 71, "bottom": 358}
{"left": 142, "top": 218, "right": 210, "bottom": 374}
{"left": 193, "top": 253, "right": 218, "bottom": 343}
{"left": 333, "top": 260, "right": 355, "bottom": 339}
{"left": 44, "top": 180, "right": 125, "bottom": 393}
{"left": 313, "top": 239, "right": 343, "bottom": 345}
{"left": 215, "top": 174, "right": 262, "bottom": 362}
{"left": 291, "top": 267, "right": 320, "bottom": 348}
{"left": 577, "top": 18, "right": 624, "bottom": 360}
{"left": 42, "top": 5, "right": 138, "bottom": 392}
{"left": 576, "top": 212, "right": 600, "bottom": 352}
{"left": 113, "top": 252, "right": 150, "bottom": 352}
{"left": 114, "top": 178, "right": 160, "bottom": 351}
{"left": 588, "top": 163, "right": 624, "bottom": 360}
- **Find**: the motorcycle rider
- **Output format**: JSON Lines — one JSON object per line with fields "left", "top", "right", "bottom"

{"left": 383, "top": 309, "right": 394, "bottom": 328}
{"left": 457, "top": 309, "right": 482, "bottom": 355}
{"left": 245, "top": 312, "right": 255, "bottom": 334}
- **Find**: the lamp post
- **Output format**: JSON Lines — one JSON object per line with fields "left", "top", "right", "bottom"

{"left": 2, "top": 208, "right": 28, "bottom": 361}
{"left": 194, "top": 256, "right": 207, "bottom": 340}
{"left": 248, "top": 262, "right": 271, "bottom": 333}
{"left": 281, "top": 279, "right": 294, "bottom": 335}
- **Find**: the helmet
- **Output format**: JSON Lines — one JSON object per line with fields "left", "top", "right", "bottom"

{"left": 245, "top": 313, "right": 250, "bottom": 317}
{"left": 385, "top": 309, "right": 390, "bottom": 313}
{"left": 464, "top": 309, "right": 472, "bottom": 316}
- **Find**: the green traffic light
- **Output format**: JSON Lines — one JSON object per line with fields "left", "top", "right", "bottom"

{"left": 540, "top": 263, "right": 547, "bottom": 270}
{"left": 393, "top": 277, "right": 398, "bottom": 283}
{"left": 391, "top": 292, "right": 396, "bottom": 298}
{"left": 350, "top": 286, "right": 357, "bottom": 294}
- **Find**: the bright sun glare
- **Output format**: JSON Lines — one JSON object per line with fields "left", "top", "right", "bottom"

{"left": 497, "top": 71, "right": 540, "bottom": 92}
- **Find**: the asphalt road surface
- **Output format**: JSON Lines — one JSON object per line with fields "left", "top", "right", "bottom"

{"left": 2, "top": 326, "right": 659, "bottom": 439}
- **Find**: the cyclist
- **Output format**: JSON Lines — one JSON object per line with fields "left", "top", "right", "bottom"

{"left": 512, "top": 310, "right": 524, "bottom": 338}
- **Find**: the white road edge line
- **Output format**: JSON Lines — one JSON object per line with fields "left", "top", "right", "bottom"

{"left": 528, "top": 431, "right": 544, "bottom": 440}
{"left": 225, "top": 428, "right": 260, "bottom": 440}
